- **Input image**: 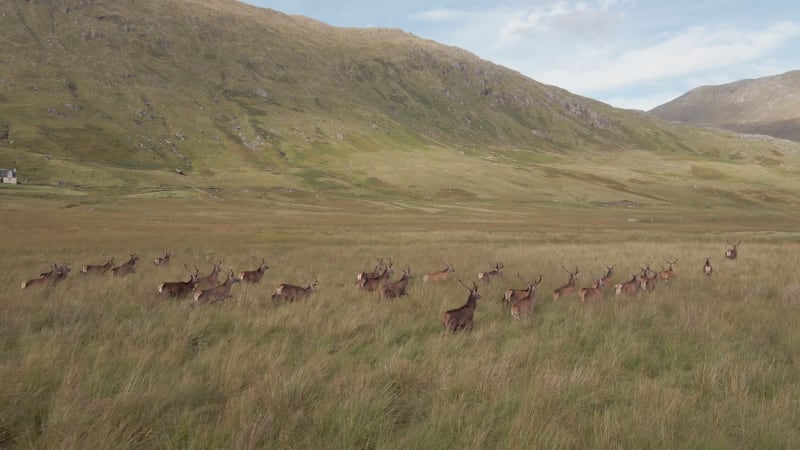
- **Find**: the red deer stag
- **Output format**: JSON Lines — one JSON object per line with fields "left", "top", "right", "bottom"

{"left": 503, "top": 273, "right": 542, "bottom": 305}
{"left": 111, "top": 254, "right": 139, "bottom": 277}
{"left": 478, "top": 262, "right": 504, "bottom": 283}
{"left": 725, "top": 240, "right": 740, "bottom": 260}
{"left": 703, "top": 258, "right": 713, "bottom": 276}
{"left": 441, "top": 279, "right": 481, "bottom": 333}
{"left": 600, "top": 265, "right": 615, "bottom": 287}
{"left": 552, "top": 266, "right": 579, "bottom": 301}
{"left": 272, "top": 277, "right": 319, "bottom": 302}
{"left": 509, "top": 274, "right": 543, "bottom": 319}
{"left": 239, "top": 258, "right": 270, "bottom": 283}
{"left": 22, "top": 263, "right": 71, "bottom": 289}
{"left": 357, "top": 258, "right": 386, "bottom": 284}
{"left": 639, "top": 265, "right": 658, "bottom": 291}
{"left": 659, "top": 259, "right": 678, "bottom": 282}
{"left": 357, "top": 259, "right": 393, "bottom": 292}
{"left": 614, "top": 274, "right": 640, "bottom": 296}
{"left": 578, "top": 276, "right": 605, "bottom": 302}
{"left": 158, "top": 265, "right": 200, "bottom": 298}
{"left": 81, "top": 255, "right": 115, "bottom": 275}
{"left": 196, "top": 261, "right": 223, "bottom": 289}
{"left": 380, "top": 266, "right": 413, "bottom": 299}
{"left": 423, "top": 262, "right": 455, "bottom": 282}
{"left": 153, "top": 252, "right": 171, "bottom": 266}
{"left": 191, "top": 271, "right": 241, "bottom": 307}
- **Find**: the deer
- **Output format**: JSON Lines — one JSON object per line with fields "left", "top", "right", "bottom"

{"left": 578, "top": 276, "right": 605, "bottom": 302}
{"left": 659, "top": 259, "right": 678, "bottom": 282}
{"left": 552, "top": 266, "right": 579, "bottom": 301}
{"left": 238, "top": 258, "right": 270, "bottom": 283}
{"left": 357, "top": 258, "right": 387, "bottom": 283}
{"left": 503, "top": 273, "right": 543, "bottom": 305}
{"left": 357, "top": 259, "right": 394, "bottom": 292}
{"left": 509, "top": 275, "right": 543, "bottom": 319}
{"left": 477, "top": 262, "right": 504, "bottom": 283}
{"left": 703, "top": 258, "right": 713, "bottom": 276}
{"left": 725, "top": 240, "right": 740, "bottom": 260}
{"left": 441, "top": 279, "right": 481, "bottom": 333}
{"left": 272, "top": 277, "right": 319, "bottom": 302}
{"left": 81, "top": 255, "right": 115, "bottom": 275}
{"left": 639, "top": 265, "right": 658, "bottom": 291}
{"left": 380, "top": 266, "right": 413, "bottom": 299}
{"left": 600, "top": 265, "right": 615, "bottom": 287}
{"left": 110, "top": 254, "right": 139, "bottom": 277}
{"left": 22, "top": 263, "right": 71, "bottom": 289}
{"left": 614, "top": 274, "right": 640, "bottom": 296}
{"left": 196, "top": 261, "right": 223, "bottom": 289}
{"left": 153, "top": 252, "right": 171, "bottom": 266}
{"left": 423, "top": 262, "right": 455, "bottom": 282}
{"left": 191, "top": 271, "right": 241, "bottom": 307}
{"left": 158, "top": 265, "right": 200, "bottom": 298}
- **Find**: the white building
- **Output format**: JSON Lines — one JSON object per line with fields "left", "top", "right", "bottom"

{"left": 0, "top": 168, "right": 17, "bottom": 184}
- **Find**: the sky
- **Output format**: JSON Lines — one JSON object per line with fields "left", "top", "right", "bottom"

{"left": 242, "top": 1, "right": 800, "bottom": 110}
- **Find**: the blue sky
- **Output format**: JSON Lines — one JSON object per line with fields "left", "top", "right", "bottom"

{"left": 242, "top": 1, "right": 800, "bottom": 110}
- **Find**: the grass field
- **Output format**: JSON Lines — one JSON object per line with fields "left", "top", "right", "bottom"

{"left": 2, "top": 190, "right": 800, "bottom": 449}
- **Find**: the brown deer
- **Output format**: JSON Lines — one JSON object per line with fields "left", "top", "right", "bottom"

{"left": 357, "top": 259, "right": 394, "bottom": 292}
{"left": 552, "top": 266, "right": 579, "bottom": 301}
{"left": 441, "top": 279, "right": 481, "bottom": 333}
{"left": 380, "top": 266, "right": 413, "bottom": 299}
{"left": 238, "top": 258, "right": 270, "bottom": 283}
{"left": 22, "top": 263, "right": 70, "bottom": 289}
{"left": 196, "top": 261, "right": 223, "bottom": 289}
{"left": 659, "top": 259, "right": 678, "bottom": 282}
{"left": 110, "top": 254, "right": 139, "bottom": 277}
{"left": 81, "top": 255, "right": 115, "bottom": 275}
{"left": 357, "top": 258, "right": 387, "bottom": 283}
{"left": 503, "top": 273, "right": 542, "bottom": 304}
{"left": 478, "top": 262, "right": 504, "bottom": 283}
{"left": 509, "top": 275, "right": 543, "bottom": 319}
{"left": 272, "top": 277, "right": 319, "bottom": 302}
{"left": 578, "top": 277, "right": 605, "bottom": 302}
{"left": 158, "top": 265, "right": 200, "bottom": 298}
{"left": 153, "top": 252, "right": 171, "bottom": 266}
{"left": 600, "top": 265, "right": 615, "bottom": 287}
{"left": 191, "top": 271, "right": 241, "bottom": 307}
{"left": 725, "top": 240, "right": 740, "bottom": 260}
{"left": 703, "top": 258, "right": 713, "bottom": 276}
{"left": 639, "top": 265, "right": 658, "bottom": 291}
{"left": 423, "top": 262, "right": 455, "bottom": 282}
{"left": 614, "top": 274, "right": 640, "bottom": 296}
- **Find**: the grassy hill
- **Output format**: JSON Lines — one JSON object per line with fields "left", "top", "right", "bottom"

{"left": 650, "top": 70, "right": 800, "bottom": 142}
{"left": 1, "top": 0, "right": 799, "bottom": 220}
{"left": 4, "top": 2, "right": 800, "bottom": 448}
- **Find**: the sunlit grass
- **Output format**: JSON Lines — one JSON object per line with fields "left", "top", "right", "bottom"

{"left": 1, "top": 196, "right": 799, "bottom": 448}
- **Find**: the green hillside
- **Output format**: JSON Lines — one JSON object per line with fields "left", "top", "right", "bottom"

{"left": 1, "top": 0, "right": 799, "bottom": 219}
{"left": 650, "top": 70, "right": 800, "bottom": 142}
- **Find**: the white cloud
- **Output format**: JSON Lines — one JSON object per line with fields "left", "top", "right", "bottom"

{"left": 409, "top": 1, "right": 800, "bottom": 110}
{"left": 531, "top": 21, "right": 800, "bottom": 93}
{"left": 411, "top": 8, "right": 470, "bottom": 22}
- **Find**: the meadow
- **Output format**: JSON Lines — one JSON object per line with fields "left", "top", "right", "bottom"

{"left": 2, "top": 190, "right": 799, "bottom": 449}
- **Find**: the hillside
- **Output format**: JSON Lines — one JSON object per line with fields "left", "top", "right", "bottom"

{"left": 1, "top": 0, "right": 799, "bottom": 215}
{"left": 649, "top": 70, "right": 800, "bottom": 142}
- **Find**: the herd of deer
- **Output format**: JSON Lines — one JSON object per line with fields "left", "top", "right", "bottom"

{"left": 21, "top": 253, "right": 316, "bottom": 307}
{"left": 20, "top": 241, "right": 742, "bottom": 333}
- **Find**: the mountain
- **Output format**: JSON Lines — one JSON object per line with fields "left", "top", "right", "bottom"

{"left": 649, "top": 71, "right": 800, "bottom": 142}
{"left": 1, "top": 0, "right": 799, "bottom": 214}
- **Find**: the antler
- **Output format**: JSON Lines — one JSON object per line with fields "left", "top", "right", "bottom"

{"left": 533, "top": 274, "right": 543, "bottom": 285}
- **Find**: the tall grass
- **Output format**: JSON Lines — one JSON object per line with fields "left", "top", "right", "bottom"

{"left": 1, "top": 199, "right": 800, "bottom": 449}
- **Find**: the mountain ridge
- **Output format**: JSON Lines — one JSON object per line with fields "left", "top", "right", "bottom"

{"left": 1, "top": 0, "right": 799, "bottom": 214}
{"left": 649, "top": 70, "right": 800, "bottom": 142}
